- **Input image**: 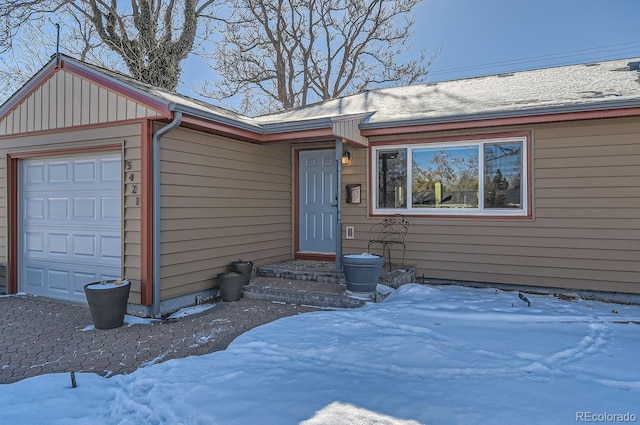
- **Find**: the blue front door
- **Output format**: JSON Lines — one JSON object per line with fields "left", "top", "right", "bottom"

{"left": 298, "top": 149, "right": 336, "bottom": 254}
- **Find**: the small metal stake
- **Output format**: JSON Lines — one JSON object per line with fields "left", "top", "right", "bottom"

{"left": 70, "top": 371, "right": 77, "bottom": 388}
{"left": 518, "top": 293, "right": 531, "bottom": 307}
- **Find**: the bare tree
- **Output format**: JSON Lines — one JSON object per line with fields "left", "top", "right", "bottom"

{"left": 0, "top": 9, "right": 125, "bottom": 102}
{"left": 0, "top": 0, "right": 220, "bottom": 91}
{"left": 199, "top": 0, "right": 438, "bottom": 114}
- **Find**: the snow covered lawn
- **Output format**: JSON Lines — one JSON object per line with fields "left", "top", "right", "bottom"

{"left": 1, "top": 284, "right": 639, "bottom": 424}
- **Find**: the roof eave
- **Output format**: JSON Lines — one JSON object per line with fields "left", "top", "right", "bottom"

{"left": 361, "top": 98, "right": 640, "bottom": 136}
{"left": 175, "top": 105, "right": 372, "bottom": 143}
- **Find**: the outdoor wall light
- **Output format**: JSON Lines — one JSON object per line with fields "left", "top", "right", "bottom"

{"left": 341, "top": 150, "right": 352, "bottom": 165}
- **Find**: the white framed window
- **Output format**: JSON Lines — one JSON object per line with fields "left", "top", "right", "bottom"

{"left": 373, "top": 136, "right": 528, "bottom": 216}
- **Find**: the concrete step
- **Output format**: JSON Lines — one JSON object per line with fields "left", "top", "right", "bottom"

{"left": 242, "top": 276, "right": 366, "bottom": 309}
{"left": 257, "top": 260, "right": 416, "bottom": 289}
{"left": 256, "top": 260, "right": 345, "bottom": 285}
{"left": 248, "top": 260, "right": 416, "bottom": 309}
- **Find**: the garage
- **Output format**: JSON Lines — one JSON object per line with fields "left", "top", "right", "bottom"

{"left": 20, "top": 152, "right": 122, "bottom": 303}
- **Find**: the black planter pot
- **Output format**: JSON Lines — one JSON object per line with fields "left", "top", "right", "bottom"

{"left": 84, "top": 280, "right": 131, "bottom": 330}
{"left": 217, "top": 272, "right": 244, "bottom": 302}
{"left": 342, "top": 254, "right": 385, "bottom": 293}
{"left": 230, "top": 260, "right": 254, "bottom": 285}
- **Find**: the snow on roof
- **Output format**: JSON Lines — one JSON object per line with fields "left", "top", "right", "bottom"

{"left": 58, "top": 55, "right": 640, "bottom": 131}
{"left": 254, "top": 57, "right": 640, "bottom": 127}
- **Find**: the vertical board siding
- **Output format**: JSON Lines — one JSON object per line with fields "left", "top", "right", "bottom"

{"left": 0, "top": 124, "right": 142, "bottom": 302}
{"left": 333, "top": 118, "right": 368, "bottom": 146}
{"left": 347, "top": 118, "right": 640, "bottom": 294}
{"left": 0, "top": 69, "right": 161, "bottom": 136}
{"left": 158, "top": 128, "right": 292, "bottom": 299}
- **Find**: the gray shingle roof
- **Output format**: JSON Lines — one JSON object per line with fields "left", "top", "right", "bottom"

{"left": 254, "top": 57, "right": 640, "bottom": 128}
{"left": 9, "top": 55, "right": 636, "bottom": 135}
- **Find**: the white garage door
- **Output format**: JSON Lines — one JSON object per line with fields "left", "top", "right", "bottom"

{"left": 20, "top": 152, "right": 122, "bottom": 302}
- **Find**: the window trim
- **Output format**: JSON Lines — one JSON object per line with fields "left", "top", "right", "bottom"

{"left": 371, "top": 134, "right": 530, "bottom": 217}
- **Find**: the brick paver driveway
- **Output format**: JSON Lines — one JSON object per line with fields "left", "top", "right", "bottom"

{"left": 0, "top": 295, "right": 318, "bottom": 384}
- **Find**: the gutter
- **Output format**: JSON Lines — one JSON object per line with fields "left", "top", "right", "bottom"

{"left": 151, "top": 110, "right": 183, "bottom": 318}
{"left": 173, "top": 103, "right": 373, "bottom": 138}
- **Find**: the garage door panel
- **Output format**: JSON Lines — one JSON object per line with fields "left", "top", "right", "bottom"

{"left": 101, "top": 158, "right": 121, "bottom": 182}
{"left": 74, "top": 197, "right": 97, "bottom": 220}
{"left": 49, "top": 269, "right": 71, "bottom": 291}
{"left": 73, "top": 271, "right": 99, "bottom": 294}
{"left": 25, "top": 267, "right": 45, "bottom": 289}
{"left": 24, "top": 195, "right": 120, "bottom": 225}
{"left": 24, "top": 264, "right": 120, "bottom": 298}
{"left": 25, "top": 228, "right": 120, "bottom": 264}
{"left": 47, "top": 233, "right": 70, "bottom": 256}
{"left": 21, "top": 152, "right": 121, "bottom": 302}
{"left": 48, "top": 198, "right": 70, "bottom": 219}
{"left": 74, "top": 160, "right": 97, "bottom": 183}
{"left": 49, "top": 161, "right": 70, "bottom": 183}
{"left": 73, "top": 234, "right": 96, "bottom": 258}
{"left": 102, "top": 197, "right": 121, "bottom": 220}
{"left": 25, "top": 232, "right": 45, "bottom": 255}
{"left": 25, "top": 198, "right": 45, "bottom": 219}
{"left": 24, "top": 163, "right": 45, "bottom": 185}
{"left": 101, "top": 235, "right": 121, "bottom": 260}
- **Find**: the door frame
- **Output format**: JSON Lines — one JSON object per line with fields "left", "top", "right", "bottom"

{"left": 7, "top": 144, "right": 122, "bottom": 295}
{"left": 294, "top": 146, "right": 337, "bottom": 261}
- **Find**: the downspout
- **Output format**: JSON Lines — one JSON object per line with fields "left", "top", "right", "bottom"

{"left": 334, "top": 138, "right": 343, "bottom": 272}
{"left": 151, "top": 111, "right": 182, "bottom": 318}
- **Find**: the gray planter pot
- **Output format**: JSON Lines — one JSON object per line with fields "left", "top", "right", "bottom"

{"left": 342, "top": 254, "right": 385, "bottom": 293}
{"left": 217, "top": 272, "right": 244, "bottom": 302}
{"left": 230, "top": 260, "right": 254, "bottom": 285}
{"left": 84, "top": 280, "right": 131, "bottom": 330}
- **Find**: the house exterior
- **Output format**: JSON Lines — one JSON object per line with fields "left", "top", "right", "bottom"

{"left": 0, "top": 55, "right": 638, "bottom": 316}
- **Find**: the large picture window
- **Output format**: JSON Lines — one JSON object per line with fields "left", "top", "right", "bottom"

{"left": 374, "top": 137, "right": 527, "bottom": 216}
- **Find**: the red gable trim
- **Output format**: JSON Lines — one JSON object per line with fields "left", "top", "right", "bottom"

{"left": 0, "top": 65, "right": 58, "bottom": 123}
{"left": 60, "top": 59, "right": 170, "bottom": 117}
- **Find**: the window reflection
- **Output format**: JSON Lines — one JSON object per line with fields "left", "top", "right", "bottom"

{"left": 373, "top": 137, "right": 527, "bottom": 215}
{"left": 412, "top": 146, "right": 479, "bottom": 208}
{"left": 484, "top": 142, "right": 522, "bottom": 209}
{"left": 377, "top": 149, "right": 407, "bottom": 208}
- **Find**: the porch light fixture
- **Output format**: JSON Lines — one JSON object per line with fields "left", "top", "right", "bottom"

{"left": 341, "top": 150, "right": 352, "bottom": 165}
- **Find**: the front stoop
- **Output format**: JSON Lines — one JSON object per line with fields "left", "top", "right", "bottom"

{"left": 243, "top": 277, "right": 366, "bottom": 308}
{"left": 242, "top": 260, "right": 416, "bottom": 309}
{"left": 256, "top": 260, "right": 345, "bottom": 284}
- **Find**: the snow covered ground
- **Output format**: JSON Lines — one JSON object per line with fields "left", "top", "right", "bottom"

{"left": 1, "top": 284, "right": 639, "bottom": 425}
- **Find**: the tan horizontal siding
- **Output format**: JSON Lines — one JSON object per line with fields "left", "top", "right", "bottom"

{"left": 405, "top": 233, "right": 637, "bottom": 256}
{"left": 160, "top": 206, "right": 291, "bottom": 219}
{"left": 348, "top": 117, "right": 640, "bottom": 294}
{"left": 161, "top": 215, "right": 288, "bottom": 231}
{"left": 536, "top": 165, "right": 638, "bottom": 179}
{"left": 158, "top": 128, "right": 292, "bottom": 300}
{"left": 419, "top": 268, "right": 636, "bottom": 294}
{"left": 161, "top": 245, "right": 291, "bottom": 281}
{"left": 162, "top": 222, "right": 290, "bottom": 244}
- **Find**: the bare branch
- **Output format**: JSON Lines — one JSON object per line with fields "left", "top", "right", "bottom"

{"left": 197, "top": 0, "right": 437, "bottom": 114}
{"left": 1, "top": 0, "right": 221, "bottom": 90}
